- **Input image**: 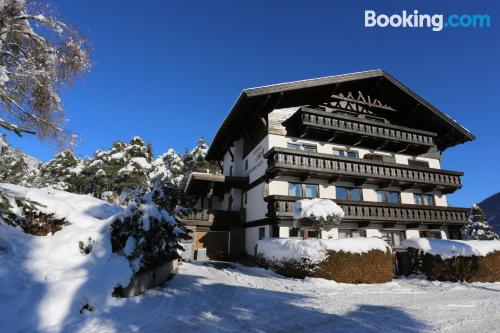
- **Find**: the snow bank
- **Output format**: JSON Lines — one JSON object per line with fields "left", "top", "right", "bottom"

{"left": 293, "top": 198, "right": 344, "bottom": 220}
{"left": 0, "top": 184, "right": 132, "bottom": 332}
{"left": 257, "top": 237, "right": 390, "bottom": 264}
{"left": 402, "top": 238, "right": 500, "bottom": 259}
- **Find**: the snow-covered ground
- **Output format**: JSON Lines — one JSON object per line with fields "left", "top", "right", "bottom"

{"left": 1, "top": 184, "right": 500, "bottom": 333}
{"left": 59, "top": 262, "right": 500, "bottom": 333}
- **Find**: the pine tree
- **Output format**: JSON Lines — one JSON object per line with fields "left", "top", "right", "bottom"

{"left": 150, "top": 148, "right": 185, "bottom": 186}
{"left": 461, "top": 204, "right": 499, "bottom": 240}
{"left": 37, "top": 149, "right": 85, "bottom": 192}
{"left": 84, "top": 136, "right": 153, "bottom": 200}
{"left": 110, "top": 191, "right": 190, "bottom": 274}
{"left": 0, "top": 134, "right": 41, "bottom": 185}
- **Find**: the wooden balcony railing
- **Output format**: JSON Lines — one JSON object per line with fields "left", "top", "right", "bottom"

{"left": 265, "top": 195, "right": 469, "bottom": 226}
{"left": 174, "top": 208, "right": 243, "bottom": 226}
{"left": 266, "top": 147, "right": 463, "bottom": 194}
{"left": 283, "top": 107, "right": 437, "bottom": 154}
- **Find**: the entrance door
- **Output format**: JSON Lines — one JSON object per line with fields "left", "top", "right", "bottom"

{"left": 196, "top": 231, "right": 229, "bottom": 259}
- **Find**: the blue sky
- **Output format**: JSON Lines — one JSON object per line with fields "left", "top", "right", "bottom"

{"left": 4, "top": 0, "right": 499, "bottom": 207}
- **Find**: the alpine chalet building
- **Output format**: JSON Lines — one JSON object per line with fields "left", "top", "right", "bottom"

{"left": 176, "top": 70, "right": 474, "bottom": 259}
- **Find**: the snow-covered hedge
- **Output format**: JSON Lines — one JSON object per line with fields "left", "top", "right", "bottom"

{"left": 402, "top": 238, "right": 500, "bottom": 282}
{"left": 402, "top": 238, "right": 500, "bottom": 259}
{"left": 256, "top": 238, "right": 393, "bottom": 283}
{"left": 258, "top": 237, "right": 389, "bottom": 264}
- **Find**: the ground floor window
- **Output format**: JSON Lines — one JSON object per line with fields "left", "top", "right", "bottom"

{"left": 258, "top": 227, "right": 266, "bottom": 240}
{"left": 289, "top": 228, "right": 319, "bottom": 239}
{"left": 419, "top": 230, "right": 442, "bottom": 239}
{"left": 381, "top": 230, "right": 406, "bottom": 247}
{"left": 448, "top": 228, "right": 461, "bottom": 240}
{"left": 338, "top": 229, "right": 366, "bottom": 238}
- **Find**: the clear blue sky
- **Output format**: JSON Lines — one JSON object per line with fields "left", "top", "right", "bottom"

{"left": 4, "top": 0, "right": 499, "bottom": 207}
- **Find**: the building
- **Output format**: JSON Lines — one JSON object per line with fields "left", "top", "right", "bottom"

{"left": 175, "top": 70, "right": 474, "bottom": 259}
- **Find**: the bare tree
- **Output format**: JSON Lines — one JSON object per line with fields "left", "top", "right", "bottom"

{"left": 0, "top": 0, "right": 90, "bottom": 144}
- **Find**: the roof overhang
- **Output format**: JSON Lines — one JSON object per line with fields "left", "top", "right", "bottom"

{"left": 185, "top": 172, "right": 248, "bottom": 195}
{"left": 206, "top": 70, "right": 475, "bottom": 160}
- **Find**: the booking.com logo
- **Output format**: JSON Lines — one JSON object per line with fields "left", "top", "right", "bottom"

{"left": 365, "top": 10, "right": 491, "bottom": 32}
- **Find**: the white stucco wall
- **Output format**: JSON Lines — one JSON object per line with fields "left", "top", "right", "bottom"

{"left": 246, "top": 225, "right": 271, "bottom": 255}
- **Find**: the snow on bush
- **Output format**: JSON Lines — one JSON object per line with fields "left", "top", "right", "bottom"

{"left": 257, "top": 237, "right": 390, "bottom": 264}
{"left": 402, "top": 238, "right": 500, "bottom": 260}
{"left": 293, "top": 198, "right": 344, "bottom": 230}
{"left": 110, "top": 192, "right": 190, "bottom": 274}
{"left": 0, "top": 184, "right": 131, "bottom": 332}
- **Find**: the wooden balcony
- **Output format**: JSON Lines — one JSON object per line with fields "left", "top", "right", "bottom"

{"left": 283, "top": 107, "right": 437, "bottom": 155}
{"left": 174, "top": 208, "right": 243, "bottom": 228}
{"left": 266, "top": 147, "right": 463, "bottom": 194}
{"left": 265, "top": 195, "right": 469, "bottom": 227}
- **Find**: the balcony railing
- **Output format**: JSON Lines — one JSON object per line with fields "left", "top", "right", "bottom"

{"left": 266, "top": 147, "right": 463, "bottom": 194}
{"left": 283, "top": 107, "right": 437, "bottom": 154}
{"left": 265, "top": 195, "right": 469, "bottom": 226}
{"left": 174, "top": 208, "right": 243, "bottom": 226}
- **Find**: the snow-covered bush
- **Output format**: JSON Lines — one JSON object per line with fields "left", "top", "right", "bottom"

{"left": 402, "top": 238, "right": 500, "bottom": 282}
{"left": 256, "top": 238, "right": 393, "bottom": 282}
{"left": 110, "top": 192, "right": 190, "bottom": 274}
{"left": 293, "top": 198, "right": 344, "bottom": 231}
{"left": 0, "top": 189, "right": 67, "bottom": 235}
{"left": 461, "top": 204, "right": 499, "bottom": 240}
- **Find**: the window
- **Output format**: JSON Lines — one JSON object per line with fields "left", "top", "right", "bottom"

{"left": 287, "top": 142, "right": 317, "bottom": 153}
{"left": 419, "top": 231, "right": 442, "bottom": 239}
{"left": 347, "top": 151, "right": 359, "bottom": 158}
{"left": 336, "top": 187, "right": 362, "bottom": 201}
{"left": 288, "top": 183, "right": 319, "bottom": 198}
{"left": 303, "top": 145, "right": 317, "bottom": 153}
{"left": 414, "top": 193, "right": 435, "bottom": 206}
{"left": 338, "top": 229, "right": 366, "bottom": 239}
{"left": 332, "top": 149, "right": 345, "bottom": 157}
{"left": 227, "top": 195, "right": 233, "bottom": 211}
{"left": 332, "top": 149, "right": 358, "bottom": 158}
{"left": 364, "top": 154, "right": 395, "bottom": 163}
{"left": 377, "top": 190, "right": 401, "bottom": 203}
{"left": 229, "top": 165, "right": 233, "bottom": 176}
{"left": 382, "top": 230, "right": 406, "bottom": 247}
{"left": 259, "top": 227, "right": 266, "bottom": 240}
{"left": 408, "top": 159, "right": 429, "bottom": 168}
{"left": 303, "top": 184, "right": 319, "bottom": 198}
{"left": 288, "top": 183, "right": 303, "bottom": 197}
{"left": 245, "top": 159, "right": 248, "bottom": 170}
{"left": 243, "top": 192, "right": 247, "bottom": 205}
{"left": 289, "top": 228, "right": 301, "bottom": 238}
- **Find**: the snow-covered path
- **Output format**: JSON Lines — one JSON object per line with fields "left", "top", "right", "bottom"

{"left": 71, "top": 262, "right": 500, "bottom": 333}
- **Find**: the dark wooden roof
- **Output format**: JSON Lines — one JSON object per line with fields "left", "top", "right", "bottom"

{"left": 206, "top": 70, "right": 475, "bottom": 160}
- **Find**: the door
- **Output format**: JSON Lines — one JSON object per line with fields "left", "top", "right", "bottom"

{"left": 196, "top": 231, "right": 229, "bottom": 259}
